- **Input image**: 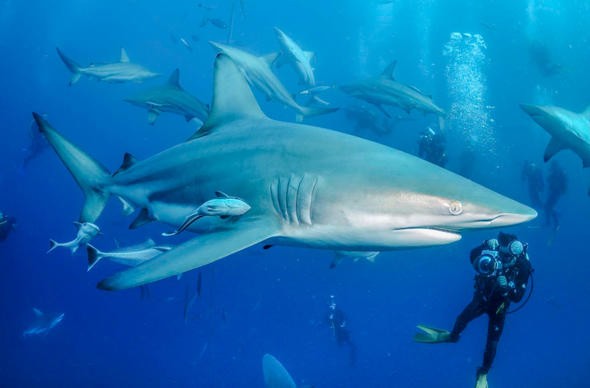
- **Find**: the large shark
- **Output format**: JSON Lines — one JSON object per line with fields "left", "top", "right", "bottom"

{"left": 520, "top": 104, "right": 590, "bottom": 167}
{"left": 209, "top": 41, "right": 336, "bottom": 121}
{"left": 125, "top": 69, "right": 210, "bottom": 125}
{"left": 262, "top": 354, "right": 296, "bottom": 388}
{"left": 56, "top": 47, "right": 159, "bottom": 86}
{"left": 274, "top": 27, "right": 315, "bottom": 86}
{"left": 33, "top": 54, "right": 535, "bottom": 291}
{"left": 23, "top": 308, "right": 64, "bottom": 337}
{"left": 340, "top": 61, "right": 445, "bottom": 118}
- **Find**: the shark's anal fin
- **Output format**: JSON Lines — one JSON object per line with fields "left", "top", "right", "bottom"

{"left": 544, "top": 137, "right": 567, "bottom": 162}
{"left": 381, "top": 60, "right": 397, "bottom": 80}
{"left": 98, "top": 220, "right": 278, "bottom": 290}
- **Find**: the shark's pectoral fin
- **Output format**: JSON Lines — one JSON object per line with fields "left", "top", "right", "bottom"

{"left": 98, "top": 220, "right": 279, "bottom": 290}
{"left": 544, "top": 137, "right": 567, "bottom": 162}
{"left": 147, "top": 110, "right": 160, "bottom": 125}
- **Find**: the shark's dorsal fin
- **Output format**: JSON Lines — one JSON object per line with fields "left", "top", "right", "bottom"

{"left": 113, "top": 153, "right": 138, "bottom": 176}
{"left": 262, "top": 52, "right": 280, "bottom": 66}
{"left": 215, "top": 191, "right": 230, "bottom": 198}
{"left": 381, "top": 60, "right": 397, "bottom": 80}
{"left": 33, "top": 308, "right": 43, "bottom": 317}
{"left": 544, "top": 137, "right": 567, "bottom": 162}
{"left": 196, "top": 54, "right": 266, "bottom": 135}
{"left": 120, "top": 48, "right": 130, "bottom": 63}
{"left": 168, "top": 69, "right": 181, "bottom": 88}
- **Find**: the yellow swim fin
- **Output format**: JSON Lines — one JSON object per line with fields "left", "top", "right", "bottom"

{"left": 413, "top": 324, "right": 452, "bottom": 343}
{"left": 475, "top": 372, "right": 488, "bottom": 388}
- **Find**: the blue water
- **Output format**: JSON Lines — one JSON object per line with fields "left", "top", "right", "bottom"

{"left": 1, "top": 0, "right": 589, "bottom": 386}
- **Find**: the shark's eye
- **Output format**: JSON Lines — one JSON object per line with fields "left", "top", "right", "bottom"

{"left": 449, "top": 201, "right": 463, "bottom": 215}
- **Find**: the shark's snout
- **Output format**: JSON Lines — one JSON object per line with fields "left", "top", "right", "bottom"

{"left": 520, "top": 103, "right": 547, "bottom": 118}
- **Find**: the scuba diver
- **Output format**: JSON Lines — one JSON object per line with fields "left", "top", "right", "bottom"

{"left": 0, "top": 211, "right": 17, "bottom": 241}
{"left": 544, "top": 161, "right": 567, "bottom": 231}
{"left": 417, "top": 126, "right": 447, "bottom": 167}
{"left": 413, "top": 232, "right": 534, "bottom": 388}
{"left": 521, "top": 160, "right": 545, "bottom": 210}
{"left": 327, "top": 295, "right": 357, "bottom": 366}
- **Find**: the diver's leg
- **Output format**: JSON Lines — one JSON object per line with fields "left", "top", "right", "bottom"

{"left": 480, "top": 309, "right": 507, "bottom": 374}
{"left": 450, "top": 296, "right": 485, "bottom": 342}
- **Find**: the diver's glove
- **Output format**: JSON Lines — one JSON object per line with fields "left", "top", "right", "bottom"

{"left": 496, "top": 275, "right": 508, "bottom": 288}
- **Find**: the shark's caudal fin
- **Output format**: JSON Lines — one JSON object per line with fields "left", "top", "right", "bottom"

{"left": 32, "top": 113, "right": 112, "bottom": 223}
{"left": 86, "top": 244, "right": 103, "bottom": 271}
{"left": 47, "top": 239, "right": 59, "bottom": 253}
{"left": 97, "top": 220, "right": 278, "bottom": 290}
{"left": 56, "top": 48, "right": 82, "bottom": 85}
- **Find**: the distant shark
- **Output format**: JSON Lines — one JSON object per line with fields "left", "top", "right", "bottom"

{"left": 33, "top": 53, "right": 535, "bottom": 291}
{"left": 209, "top": 41, "right": 336, "bottom": 121}
{"left": 273, "top": 27, "right": 315, "bottom": 86}
{"left": 23, "top": 308, "right": 64, "bottom": 337}
{"left": 125, "top": 69, "right": 209, "bottom": 125}
{"left": 86, "top": 239, "right": 173, "bottom": 271}
{"left": 340, "top": 61, "right": 445, "bottom": 118}
{"left": 520, "top": 104, "right": 590, "bottom": 167}
{"left": 56, "top": 48, "right": 159, "bottom": 86}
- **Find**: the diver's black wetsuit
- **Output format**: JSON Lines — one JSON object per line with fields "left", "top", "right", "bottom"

{"left": 0, "top": 215, "right": 16, "bottom": 242}
{"left": 328, "top": 307, "right": 357, "bottom": 366}
{"left": 449, "top": 243, "right": 533, "bottom": 375}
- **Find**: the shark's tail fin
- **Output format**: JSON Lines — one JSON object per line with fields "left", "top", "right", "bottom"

{"left": 86, "top": 244, "right": 103, "bottom": 271}
{"left": 33, "top": 113, "right": 112, "bottom": 223}
{"left": 48, "top": 239, "right": 59, "bottom": 253}
{"left": 296, "top": 105, "right": 339, "bottom": 123}
{"left": 56, "top": 48, "right": 82, "bottom": 85}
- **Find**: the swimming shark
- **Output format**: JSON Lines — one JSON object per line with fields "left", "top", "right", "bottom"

{"left": 209, "top": 41, "right": 336, "bottom": 121}
{"left": 32, "top": 53, "right": 535, "bottom": 291}
{"left": 262, "top": 354, "right": 296, "bottom": 388}
{"left": 274, "top": 27, "right": 315, "bottom": 86}
{"left": 125, "top": 69, "right": 209, "bottom": 125}
{"left": 56, "top": 47, "right": 159, "bottom": 86}
{"left": 86, "top": 239, "right": 173, "bottom": 271}
{"left": 340, "top": 61, "right": 445, "bottom": 118}
{"left": 48, "top": 222, "right": 100, "bottom": 254}
{"left": 520, "top": 104, "right": 590, "bottom": 167}
{"left": 23, "top": 308, "right": 64, "bottom": 337}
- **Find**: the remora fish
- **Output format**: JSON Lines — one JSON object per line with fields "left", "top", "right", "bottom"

{"left": 125, "top": 69, "right": 209, "bottom": 125}
{"left": 209, "top": 41, "right": 337, "bottom": 121}
{"left": 273, "top": 27, "right": 315, "bottom": 86}
{"left": 56, "top": 47, "right": 159, "bottom": 86}
{"left": 32, "top": 54, "right": 535, "bottom": 291}
{"left": 86, "top": 239, "right": 173, "bottom": 271}
{"left": 162, "top": 191, "right": 251, "bottom": 236}
{"left": 23, "top": 308, "right": 64, "bottom": 337}
{"left": 520, "top": 104, "right": 590, "bottom": 167}
{"left": 340, "top": 61, "right": 445, "bottom": 117}
{"left": 48, "top": 222, "right": 100, "bottom": 254}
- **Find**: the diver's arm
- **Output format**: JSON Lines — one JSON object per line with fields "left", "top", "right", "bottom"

{"left": 509, "top": 256, "right": 532, "bottom": 303}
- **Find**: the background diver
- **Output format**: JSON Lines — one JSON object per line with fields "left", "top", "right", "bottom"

{"left": 327, "top": 295, "right": 357, "bottom": 366}
{"left": 417, "top": 126, "right": 447, "bottom": 167}
{"left": 413, "top": 232, "right": 533, "bottom": 388}
{"left": 0, "top": 211, "right": 17, "bottom": 242}
{"left": 521, "top": 160, "right": 545, "bottom": 210}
